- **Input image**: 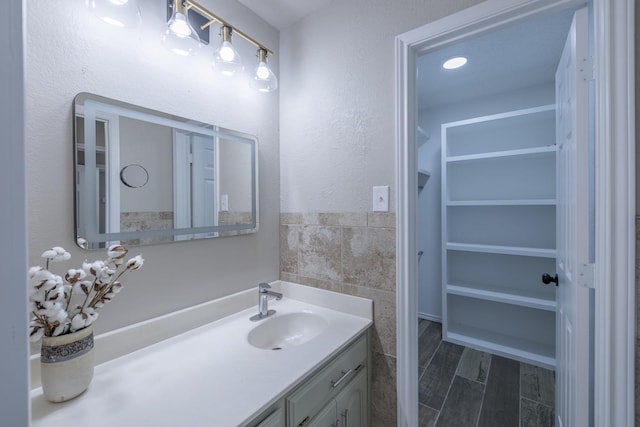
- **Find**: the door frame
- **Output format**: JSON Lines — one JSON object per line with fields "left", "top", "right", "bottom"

{"left": 394, "top": 0, "right": 635, "bottom": 425}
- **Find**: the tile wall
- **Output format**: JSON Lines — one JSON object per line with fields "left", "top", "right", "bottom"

{"left": 280, "top": 212, "right": 397, "bottom": 426}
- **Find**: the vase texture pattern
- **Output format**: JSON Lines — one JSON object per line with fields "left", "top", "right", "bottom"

{"left": 40, "top": 325, "right": 94, "bottom": 402}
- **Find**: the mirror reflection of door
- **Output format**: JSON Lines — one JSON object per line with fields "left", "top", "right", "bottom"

{"left": 173, "top": 130, "right": 218, "bottom": 240}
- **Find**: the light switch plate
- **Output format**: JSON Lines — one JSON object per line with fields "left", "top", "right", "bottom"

{"left": 220, "top": 194, "right": 229, "bottom": 211}
{"left": 373, "top": 186, "right": 389, "bottom": 212}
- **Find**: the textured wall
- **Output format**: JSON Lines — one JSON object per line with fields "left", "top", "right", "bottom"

{"left": 279, "top": 0, "right": 482, "bottom": 213}
{"left": 25, "top": 0, "right": 280, "bottom": 335}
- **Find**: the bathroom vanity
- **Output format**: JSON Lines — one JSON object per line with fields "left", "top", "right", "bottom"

{"left": 30, "top": 282, "right": 373, "bottom": 426}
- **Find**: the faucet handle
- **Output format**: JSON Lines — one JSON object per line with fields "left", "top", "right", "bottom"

{"left": 258, "top": 282, "right": 271, "bottom": 291}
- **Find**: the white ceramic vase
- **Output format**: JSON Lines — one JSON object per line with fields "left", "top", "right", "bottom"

{"left": 40, "top": 325, "right": 95, "bottom": 403}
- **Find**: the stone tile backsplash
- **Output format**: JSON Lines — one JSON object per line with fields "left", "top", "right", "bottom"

{"left": 280, "top": 212, "right": 397, "bottom": 425}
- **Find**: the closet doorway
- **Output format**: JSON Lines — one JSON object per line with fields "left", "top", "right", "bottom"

{"left": 415, "top": 6, "right": 585, "bottom": 425}
{"left": 395, "top": 0, "right": 635, "bottom": 425}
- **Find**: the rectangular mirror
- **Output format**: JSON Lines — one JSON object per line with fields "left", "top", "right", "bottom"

{"left": 74, "top": 93, "right": 258, "bottom": 249}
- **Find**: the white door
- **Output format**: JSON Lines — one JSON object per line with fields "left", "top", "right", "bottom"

{"left": 554, "top": 7, "right": 591, "bottom": 427}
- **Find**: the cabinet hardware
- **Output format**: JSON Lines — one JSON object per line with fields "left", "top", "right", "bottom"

{"left": 298, "top": 415, "right": 310, "bottom": 426}
{"left": 341, "top": 409, "right": 349, "bottom": 427}
{"left": 331, "top": 368, "right": 353, "bottom": 388}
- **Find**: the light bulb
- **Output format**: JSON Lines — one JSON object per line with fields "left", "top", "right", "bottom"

{"left": 86, "top": 0, "right": 141, "bottom": 28}
{"left": 219, "top": 42, "right": 236, "bottom": 62}
{"left": 161, "top": 0, "right": 201, "bottom": 56}
{"left": 250, "top": 49, "right": 278, "bottom": 92}
{"left": 212, "top": 26, "right": 243, "bottom": 76}
{"left": 442, "top": 56, "right": 467, "bottom": 70}
{"left": 169, "top": 13, "right": 192, "bottom": 37}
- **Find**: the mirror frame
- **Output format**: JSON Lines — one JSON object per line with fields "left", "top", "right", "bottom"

{"left": 73, "top": 93, "right": 259, "bottom": 249}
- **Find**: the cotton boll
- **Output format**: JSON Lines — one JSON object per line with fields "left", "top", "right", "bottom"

{"left": 29, "top": 326, "right": 44, "bottom": 342}
{"left": 107, "top": 245, "right": 128, "bottom": 259}
{"left": 126, "top": 255, "right": 144, "bottom": 270}
{"left": 28, "top": 266, "right": 44, "bottom": 279}
{"left": 45, "top": 285, "right": 65, "bottom": 302}
{"left": 65, "top": 268, "right": 86, "bottom": 284}
{"left": 29, "top": 288, "right": 46, "bottom": 303}
{"left": 42, "top": 274, "right": 63, "bottom": 291}
{"left": 41, "top": 247, "right": 71, "bottom": 262}
{"left": 51, "top": 323, "right": 67, "bottom": 336}
{"left": 48, "top": 307, "right": 68, "bottom": 324}
{"left": 38, "top": 301, "right": 63, "bottom": 317}
{"left": 71, "top": 313, "right": 87, "bottom": 331}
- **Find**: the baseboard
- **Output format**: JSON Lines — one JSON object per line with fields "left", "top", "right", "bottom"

{"left": 418, "top": 312, "right": 441, "bottom": 323}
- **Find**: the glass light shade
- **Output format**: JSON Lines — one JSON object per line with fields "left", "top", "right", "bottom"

{"left": 160, "top": 5, "right": 201, "bottom": 56}
{"left": 250, "top": 50, "right": 278, "bottom": 92}
{"left": 86, "top": 0, "right": 141, "bottom": 28}
{"left": 213, "top": 41, "right": 243, "bottom": 76}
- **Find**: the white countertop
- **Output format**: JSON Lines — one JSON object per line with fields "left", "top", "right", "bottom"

{"left": 30, "top": 282, "right": 373, "bottom": 426}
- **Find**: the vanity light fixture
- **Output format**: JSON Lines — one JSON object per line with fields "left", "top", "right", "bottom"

{"left": 86, "top": 0, "right": 141, "bottom": 28}
{"left": 161, "top": 0, "right": 202, "bottom": 56}
{"left": 100, "top": 0, "right": 279, "bottom": 91}
{"left": 212, "top": 26, "right": 243, "bottom": 76}
{"left": 442, "top": 56, "right": 468, "bottom": 70}
{"left": 250, "top": 48, "right": 278, "bottom": 92}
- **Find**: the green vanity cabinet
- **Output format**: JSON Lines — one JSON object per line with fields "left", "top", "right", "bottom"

{"left": 286, "top": 333, "right": 369, "bottom": 427}
{"left": 246, "top": 331, "right": 370, "bottom": 427}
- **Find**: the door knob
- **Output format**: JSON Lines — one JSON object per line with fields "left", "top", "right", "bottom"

{"left": 542, "top": 273, "right": 558, "bottom": 286}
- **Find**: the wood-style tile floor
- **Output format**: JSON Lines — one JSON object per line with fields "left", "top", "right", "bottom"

{"left": 418, "top": 319, "right": 556, "bottom": 427}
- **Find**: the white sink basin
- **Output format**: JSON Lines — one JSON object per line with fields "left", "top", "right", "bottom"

{"left": 247, "top": 312, "right": 329, "bottom": 350}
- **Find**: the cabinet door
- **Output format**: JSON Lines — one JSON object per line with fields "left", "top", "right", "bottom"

{"left": 335, "top": 368, "right": 368, "bottom": 427}
{"left": 307, "top": 401, "right": 337, "bottom": 427}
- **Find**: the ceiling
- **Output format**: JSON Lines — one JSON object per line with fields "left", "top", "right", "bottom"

{"left": 237, "top": 0, "right": 333, "bottom": 30}
{"left": 235, "top": 1, "right": 576, "bottom": 110}
{"left": 417, "top": 8, "right": 576, "bottom": 109}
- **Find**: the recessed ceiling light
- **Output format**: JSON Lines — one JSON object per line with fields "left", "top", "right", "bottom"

{"left": 442, "top": 56, "right": 467, "bottom": 70}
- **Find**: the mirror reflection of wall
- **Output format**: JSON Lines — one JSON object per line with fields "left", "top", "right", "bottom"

{"left": 118, "top": 117, "right": 173, "bottom": 246}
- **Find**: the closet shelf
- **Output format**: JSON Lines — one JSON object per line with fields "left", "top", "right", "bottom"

{"left": 446, "top": 145, "right": 556, "bottom": 163}
{"left": 446, "top": 242, "right": 556, "bottom": 258}
{"left": 446, "top": 283, "right": 556, "bottom": 311}
{"left": 446, "top": 327, "right": 556, "bottom": 370}
{"left": 446, "top": 199, "right": 556, "bottom": 206}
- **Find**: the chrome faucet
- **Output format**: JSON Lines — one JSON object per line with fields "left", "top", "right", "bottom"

{"left": 250, "top": 282, "right": 282, "bottom": 321}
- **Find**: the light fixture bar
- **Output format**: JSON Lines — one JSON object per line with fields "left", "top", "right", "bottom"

{"left": 185, "top": 0, "right": 274, "bottom": 56}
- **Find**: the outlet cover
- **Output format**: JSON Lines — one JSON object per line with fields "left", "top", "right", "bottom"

{"left": 373, "top": 186, "right": 389, "bottom": 212}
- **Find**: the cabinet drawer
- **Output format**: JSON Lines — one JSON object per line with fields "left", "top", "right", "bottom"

{"left": 287, "top": 334, "right": 367, "bottom": 427}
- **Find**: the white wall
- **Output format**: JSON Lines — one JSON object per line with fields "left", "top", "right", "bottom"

{"left": 417, "top": 83, "right": 555, "bottom": 319}
{"left": 279, "top": 0, "right": 484, "bottom": 213}
{"left": 25, "top": 0, "right": 280, "bottom": 335}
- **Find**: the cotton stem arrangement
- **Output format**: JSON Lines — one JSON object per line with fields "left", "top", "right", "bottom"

{"left": 28, "top": 245, "right": 143, "bottom": 342}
